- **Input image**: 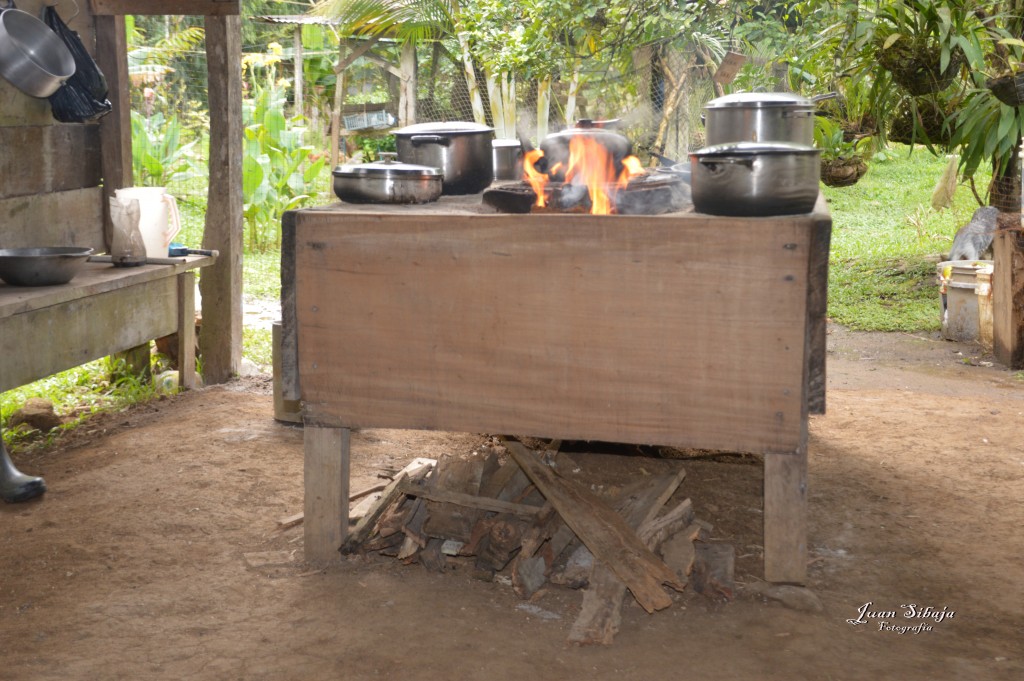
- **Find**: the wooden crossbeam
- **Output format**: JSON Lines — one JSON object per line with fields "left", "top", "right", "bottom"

{"left": 90, "top": 1, "right": 240, "bottom": 16}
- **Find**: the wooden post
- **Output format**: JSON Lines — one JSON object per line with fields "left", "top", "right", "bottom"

{"left": 176, "top": 271, "right": 197, "bottom": 390}
{"left": 304, "top": 425, "right": 350, "bottom": 564}
{"left": 993, "top": 229, "right": 1024, "bottom": 368}
{"left": 399, "top": 41, "right": 417, "bottom": 126}
{"left": 763, "top": 447, "right": 808, "bottom": 584}
{"left": 200, "top": 14, "right": 243, "bottom": 383}
{"left": 93, "top": 15, "right": 131, "bottom": 250}
{"left": 293, "top": 25, "right": 304, "bottom": 119}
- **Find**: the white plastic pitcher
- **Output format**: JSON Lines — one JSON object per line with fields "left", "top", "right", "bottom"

{"left": 113, "top": 187, "right": 181, "bottom": 259}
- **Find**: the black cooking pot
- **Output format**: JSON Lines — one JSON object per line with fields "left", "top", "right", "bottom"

{"left": 537, "top": 120, "right": 632, "bottom": 182}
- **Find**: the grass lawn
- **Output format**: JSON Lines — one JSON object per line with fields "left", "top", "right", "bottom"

{"left": 822, "top": 145, "right": 992, "bottom": 332}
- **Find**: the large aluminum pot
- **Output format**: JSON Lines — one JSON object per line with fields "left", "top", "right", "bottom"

{"left": 703, "top": 92, "right": 817, "bottom": 147}
{"left": 332, "top": 153, "right": 442, "bottom": 204}
{"left": 0, "top": 6, "right": 75, "bottom": 98}
{"left": 689, "top": 141, "right": 821, "bottom": 217}
{"left": 394, "top": 121, "right": 494, "bottom": 194}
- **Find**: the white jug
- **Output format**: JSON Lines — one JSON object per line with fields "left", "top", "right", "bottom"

{"left": 113, "top": 187, "right": 181, "bottom": 259}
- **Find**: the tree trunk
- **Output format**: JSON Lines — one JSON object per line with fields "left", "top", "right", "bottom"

{"left": 457, "top": 32, "right": 487, "bottom": 125}
{"left": 536, "top": 77, "right": 552, "bottom": 141}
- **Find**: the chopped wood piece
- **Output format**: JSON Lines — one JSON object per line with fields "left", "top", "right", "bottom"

{"left": 341, "top": 458, "right": 434, "bottom": 554}
{"left": 692, "top": 543, "right": 736, "bottom": 601}
{"left": 420, "top": 537, "right": 447, "bottom": 573}
{"left": 397, "top": 498, "right": 429, "bottom": 561}
{"left": 551, "top": 545, "right": 594, "bottom": 589}
{"left": 276, "top": 512, "right": 304, "bottom": 530}
{"left": 349, "top": 492, "right": 383, "bottom": 521}
{"left": 660, "top": 521, "right": 708, "bottom": 582}
{"left": 422, "top": 455, "right": 489, "bottom": 541}
{"left": 477, "top": 517, "right": 528, "bottom": 571}
{"left": 477, "top": 458, "right": 525, "bottom": 499}
{"left": 566, "top": 472, "right": 689, "bottom": 645}
{"left": 504, "top": 439, "right": 685, "bottom": 614}
{"left": 397, "top": 482, "right": 544, "bottom": 517}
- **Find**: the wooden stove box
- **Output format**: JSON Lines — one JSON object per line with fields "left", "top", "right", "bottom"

{"left": 281, "top": 195, "right": 830, "bottom": 584}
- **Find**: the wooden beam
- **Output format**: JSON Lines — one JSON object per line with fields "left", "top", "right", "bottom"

{"left": 398, "top": 41, "right": 416, "bottom": 127}
{"left": 89, "top": 0, "right": 240, "bottom": 15}
{"left": 176, "top": 272, "right": 197, "bottom": 391}
{"left": 200, "top": 14, "right": 243, "bottom": 383}
{"left": 293, "top": 26, "right": 304, "bottom": 119}
{"left": 763, "top": 448, "right": 808, "bottom": 584}
{"left": 397, "top": 482, "right": 543, "bottom": 517}
{"left": 993, "top": 229, "right": 1024, "bottom": 369}
{"left": 303, "top": 426, "right": 350, "bottom": 564}
{"left": 94, "top": 14, "right": 132, "bottom": 251}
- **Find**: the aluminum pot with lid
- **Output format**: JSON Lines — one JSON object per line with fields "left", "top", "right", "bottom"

{"left": 394, "top": 121, "right": 494, "bottom": 194}
{"left": 332, "top": 153, "right": 442, "bottom": 204}
{"left": 492, "top": 139, "right": 524, "bottom": 181}
{"left": 689, "top": 141, "right": 821, "bottom": 217}
{"left": 703, "top": 92, "right": 818, "bottom": 147}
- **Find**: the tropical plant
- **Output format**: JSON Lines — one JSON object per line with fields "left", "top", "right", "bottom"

{"left": 131, "top": 111, "right": 205, "bottom": 189}
{"left": 814, "top": 116, "right": 872, "bottom": 187}
{"left": 242, "top": 75, "right": 327, "bottom": 252}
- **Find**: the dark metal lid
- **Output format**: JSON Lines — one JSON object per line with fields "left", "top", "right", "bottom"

{"left": 704, "top": 92, "right": 814, "bottom": 109}
{"left": 394, "top": 121, "right": 494, "bottom": 136}
{"left": 332, "top": 154, "right": 442, "bottom": 179}
{"left": 691, "top": 141, "right": 821, "bottom": 157}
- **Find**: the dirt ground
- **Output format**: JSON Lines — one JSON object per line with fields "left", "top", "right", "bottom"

{"left": 1, "top": 323, "right": 1022, "bottom": 681}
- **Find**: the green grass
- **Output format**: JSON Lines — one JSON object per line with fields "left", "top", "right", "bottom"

{"left": 822, "top": 145, "right": 992, "bottom": 331}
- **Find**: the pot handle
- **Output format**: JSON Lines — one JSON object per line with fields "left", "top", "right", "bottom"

{"left": 698, "top": 156, "right": 755, "bottom": 171}
{"left": 781, "top": 109, "right": 815, "bottom": 118}
{"left": 410, "top": 134, "right": 452, "bottom": 147}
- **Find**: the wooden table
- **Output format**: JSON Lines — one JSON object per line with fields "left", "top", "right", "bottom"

{"left": 0, "top": 256, "right": 215, "bottom": 394}
{"left": 281, "top": 197, "right": 830, "bottom": 584}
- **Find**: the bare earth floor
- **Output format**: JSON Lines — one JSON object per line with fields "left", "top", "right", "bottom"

{"left": 1, "top": 324, "right": 1022, "bottom": 681}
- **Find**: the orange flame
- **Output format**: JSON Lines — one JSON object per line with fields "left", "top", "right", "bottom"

{"left": 523, "top": 149, "right": 548, "bottom": 207}
{"left": 522, "top": 137, "right": 645, "bottom": 214}
{"left": 564, "top": 136, "right": 645, "bottom": 215}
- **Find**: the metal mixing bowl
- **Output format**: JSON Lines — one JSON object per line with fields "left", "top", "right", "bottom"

{"left": 0, "top": 247, "right": 94, "bottom": 286}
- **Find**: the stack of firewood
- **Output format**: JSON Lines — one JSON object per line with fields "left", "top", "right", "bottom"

{"left": 342, "top": 437, "right": 733, "bottom": 645}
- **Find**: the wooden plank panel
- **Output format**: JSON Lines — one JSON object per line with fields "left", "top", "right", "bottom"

{"left": 0, "top": 188, "right": 105, "bottom": 253}
{"left": 806, "top": 196, "right": 831, "bottom": 414}
{"left": 993, "top": 231, "right": 1024, "bottom": 369}
{"left": 176, "top": 272, "right": 197, "bottom": 390}
{"left": 303, "top": 426, "right": 349, "bottom": 564}
{"left": 295, "top": 212, "right": 811, "bottom": 453}
{"left": 90, "top": 0, "right": 240, "bottom": 15}
{"left": 0, "top": 126, "right": 103, "bottom": 200}
{"left": 0, "top": 277, "right": 177, "bottom": 393}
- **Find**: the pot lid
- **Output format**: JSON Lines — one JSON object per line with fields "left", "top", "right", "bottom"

{"left": 394, "top": 121, "right": 494, "bottom": 135}
{"left": 704, "top": 92, "right": 814, "bottom": 109}
{"left": 691, "top": 141, "right": 821, "bottom": 156}
{"left": 492, "top": 138, "right": 523, "bottom": 148}
{"left": 333, "top": 154, "right": 441, "bottom": 178}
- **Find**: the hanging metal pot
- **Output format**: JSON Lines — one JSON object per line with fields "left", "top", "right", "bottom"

{"left": 0, "top": 2, "right": 75, "bottom": 98}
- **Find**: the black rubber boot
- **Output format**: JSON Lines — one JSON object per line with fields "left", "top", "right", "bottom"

{"left": 0, "top": 439, "right": 46, "bottom": 503}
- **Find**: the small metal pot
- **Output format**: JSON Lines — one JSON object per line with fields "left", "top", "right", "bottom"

{"left": 394, "top": 121, "right": 494, "bottom": 194}
{"left": 703, "top": 92, "right": 818, "bottom": 147}
{"left": 689, "top": 141, "right": 821, "bottom": 217}
{"left": 332, "top": 153, "right": 442, "bottom": 204}
{"left": 492, "top": 139, "right": 524, "bottom": 181}
{"left": 0, "top": 5, "right": 75, "bottom": 98}
{"left": 0, "top": 246, "right": 93, "bottom": 286}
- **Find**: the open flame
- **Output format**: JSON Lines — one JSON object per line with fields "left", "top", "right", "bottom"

{"left": 522, "top": 137, "right": 645, "bottom": 214}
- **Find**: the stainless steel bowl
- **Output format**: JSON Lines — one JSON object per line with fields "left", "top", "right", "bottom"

{"left": 0, "top": 246, "right": 94, "bottom": 286}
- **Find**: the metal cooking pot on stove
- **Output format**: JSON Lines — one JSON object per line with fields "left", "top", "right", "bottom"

{"left": 538, "top": 120, "right": 632, "bottom": 182}
{"left": 703, "top": 92, "right": 836, "bottom": 147}
{"left": 492, "top": 138, "right": 524, "bottom": 181}
{"left": 394, "top": 121, "right": 494, "bottom": 194}
{"left": 0, "top": 2, "right": 76, "bottom": 98}
{"left": 689, "top": 141, "right": 821, "bottom": 217}
{"left": 332, "top": 153, "right": 443, "bottom": 204}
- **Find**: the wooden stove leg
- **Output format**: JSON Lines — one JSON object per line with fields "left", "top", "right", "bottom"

{"left": 763, "top": 446, "right": 808, "bottom": 584}
{"left": 303, "top": 425, "right": 351, "bottom": 565}
{"left": 176, "top": 272, "right": 197, "bottom": 391}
